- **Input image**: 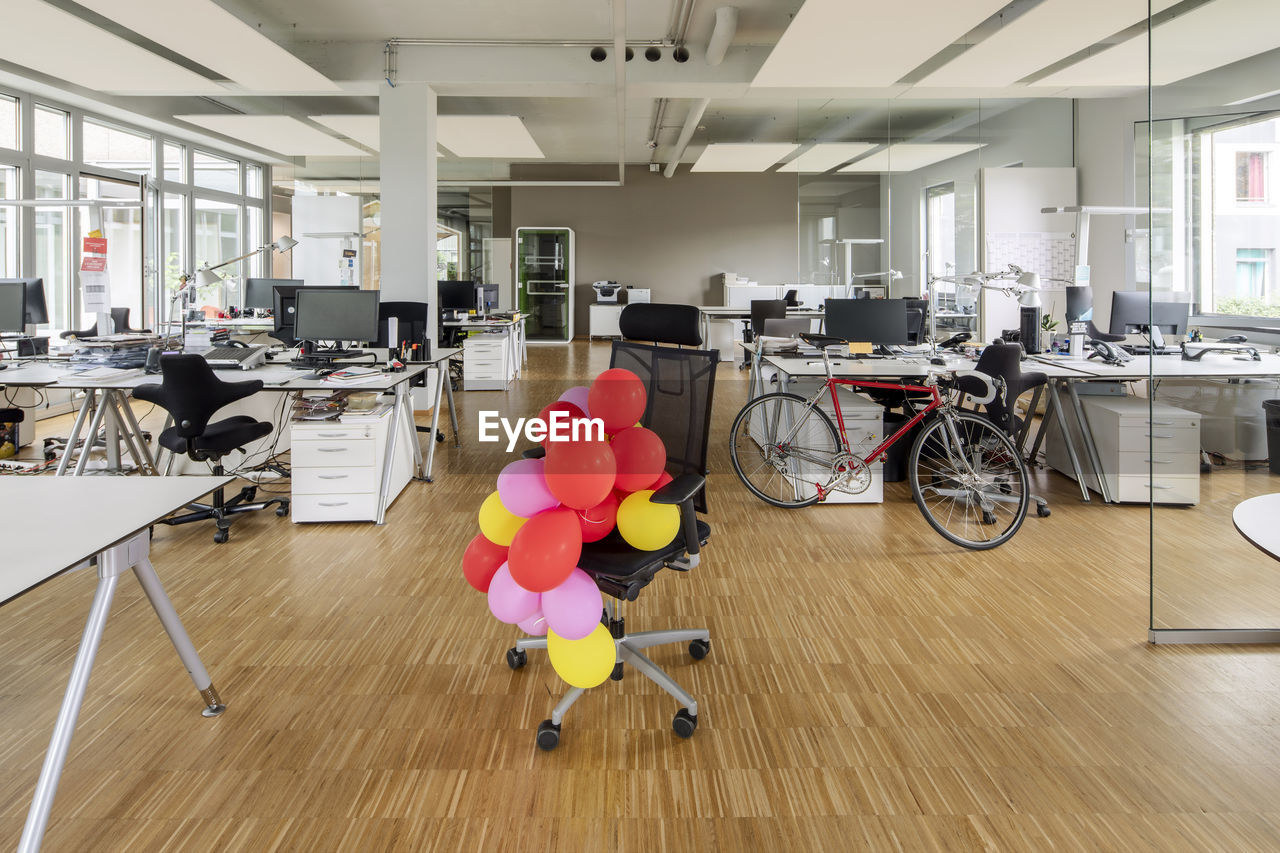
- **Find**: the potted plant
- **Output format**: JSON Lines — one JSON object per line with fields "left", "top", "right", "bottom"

{"left": 1039, "top": 314, "right": 1058, "bottom": 354}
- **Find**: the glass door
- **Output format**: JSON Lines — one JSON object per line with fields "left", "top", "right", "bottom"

{"left": 517, "top": 227, "right": 573, "bottom": 342}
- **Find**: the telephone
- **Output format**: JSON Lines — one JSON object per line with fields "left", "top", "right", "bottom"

{"left": 938, "top": 332, "right": 971, "bottom": 350}
{"left": 1220, "top": 334, "right": 1248, "bottom": 344}
{"left": 1086, "top": 338, "right": 1132, "bottom": 365}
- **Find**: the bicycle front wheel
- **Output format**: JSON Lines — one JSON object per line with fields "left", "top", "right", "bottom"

{"left": 729, "top": 392, "right": 839, "bottom": 508}
{"left": 908, "top": 410, "right": 1029, "bottom": 550}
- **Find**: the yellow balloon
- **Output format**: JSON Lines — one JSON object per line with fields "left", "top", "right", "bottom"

{"left": 548, "top": 624, "right": 616, "bottom": 689}
{"left": 477, "top": 490, "right": 527, "bottom": 547}
{"left": 616, "top": 489, "right": 680, "bottom": 551}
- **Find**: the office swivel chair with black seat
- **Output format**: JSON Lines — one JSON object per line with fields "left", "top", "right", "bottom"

{"left": 134, "top": 354, "right": 288, "bottom": 543}
{"left": 741, "top": 298, "right": 786, "bottom": 367}
{"left": 1085, "top": 319, "right": 1124, "bottom": 343}
{"left": 783, "top": 288, "right": 799, "bottom": 307}
{"left": 61, "top": 307, "right": 151, "bottom": 338}
{"left": 508, "top": 302, "right": 718, "bottom": 750}
{"left": 956, "top": 342, "right": 1051, "bottom": 519}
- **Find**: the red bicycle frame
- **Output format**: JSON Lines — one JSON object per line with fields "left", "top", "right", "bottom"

{"left": 820, "top": 377, "right": 942, "bottom": 466}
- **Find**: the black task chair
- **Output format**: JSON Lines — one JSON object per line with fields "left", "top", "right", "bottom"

{"left": 956, "top": 343, "right": 1051, "bottom": 519}
{"left": 783, "top": 288, "right": 799, "bottom": 307}
{"left": 61, "top": 307, "right": 151, "bottom": 338}
{"left": 509, "top": 302, "right": 718, "bottom": 750}
{"left": 1085, "top": 319, "right": 1124, "bottom": 343}
{"left": 134, "top": 354, "right": 288, "bottom": 543}
{"left": 741, "top": 298, "right": 786, "bottom": 367}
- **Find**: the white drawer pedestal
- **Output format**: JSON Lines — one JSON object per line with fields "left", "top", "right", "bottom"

{"left": 290, "top": 407, "right": 413, "bottom": 522}
{"left": 463, "top": 333, "right": 514, "bottom": 391}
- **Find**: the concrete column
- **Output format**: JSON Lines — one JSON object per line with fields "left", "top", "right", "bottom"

{"left": 379, "top": 81, "right": 438, "bottom": 347}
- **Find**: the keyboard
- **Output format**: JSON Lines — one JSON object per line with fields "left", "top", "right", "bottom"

{"left": 201, "top": 345, "right": 268, "bottom": 369}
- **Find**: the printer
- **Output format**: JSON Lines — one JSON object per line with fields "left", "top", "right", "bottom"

{"left": 592, "top": 281, "right": 621, "bottom": 303}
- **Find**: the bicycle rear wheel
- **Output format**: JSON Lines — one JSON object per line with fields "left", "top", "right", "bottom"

{"left": 729, "top": 392, "right": 839, "bottom": 508}
{"left": 908, "top": 410, "right": 1029, "bottom": 550}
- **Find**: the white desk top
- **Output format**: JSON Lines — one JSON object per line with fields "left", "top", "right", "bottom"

{"left": 0, "top": 476, "right": 232, "bottom": 604}
{"left": 752, "top": 346, "right": 1094, "bottom": 380}
{"left": 1032, "top": 352, "right": 1280, "bottom": 380}
{"left": 1233, "top": 494, "right": 1280, "bottom": 561}
{"left": 443, "top": 316, "right": 523, "bottom": 329}
{"left": 189, "top": 318, "right": 275, "bottom": 329}
{"left": 700, "top": 306, "right": 825, "bottom": 317}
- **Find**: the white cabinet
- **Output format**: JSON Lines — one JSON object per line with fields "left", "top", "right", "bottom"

{"left": 1046, "top": 395, "right": 1201, "bottom": 505}
{"left": 779, "top": 380, "right": 884, "bottom": 504}
{"left": 290, "top": 407, "right": 412, "bottom": 522}
{"left": 463, "top": 333, "right": 513, "bottom": 390}
{"left": 588, "top": 304, "right": 624, "bottom": 338}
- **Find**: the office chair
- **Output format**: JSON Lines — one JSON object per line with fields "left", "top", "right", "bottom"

{"left": 134, "top": 354, "right": 288, "bottom": 543}
{"left": 956, "top": 343, "right": 1051, "bottom": 519}
{"left": 376, "top": 301, "right": 446, "bottom": 444}
{"left": 1085, "top": 319, "right": 1125, "bottom": 343}
{"left": 509, "top": 302, "right": 718, "bottom": 749}
{"left": 60, "top": 307, "right": 151, "bottom": 338}
{"left": 783, "top": 288, "right": 799, "bottom": 307}
{"left": 741, "top": 298, "right": 786, "bottom": 367}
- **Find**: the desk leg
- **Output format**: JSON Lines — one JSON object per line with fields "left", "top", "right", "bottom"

{"left": 18, "top": 549, "right": 123, "bottom": 853}
{"left": 106, "top": 391, "right": 151, "bottom": 476}
{"left": 375, "top": 384, "right": 406, "bottom": 525}
{"left": 446, "top": 365, "right": 459, "bottom": 447}
{"left": 72, "top": 392, "right": 111, "bottom": 476}
{"left": 1066, "top": 379, "right": 1113, "bottom": 503}
{"left": 130, "top": 554, "right": 225, "bottom": 717}
{"left": 1048, "top": 381, "right": 1091, "bottom": 503}
{"left": 425, "top": 363, "right": 447, "bottom": 483}
{"left": 399, "top": 381, "right": 424, "bottom": 478}
{"left": 114, "top": 390, "right": 158, "bottom": 475}
{"left": 53, "top": 391, "right": 95, "bottom": 476}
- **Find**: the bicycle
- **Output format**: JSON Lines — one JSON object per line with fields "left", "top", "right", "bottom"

{"left": 729, "top": 333, "right": 1031, "bottom": 550}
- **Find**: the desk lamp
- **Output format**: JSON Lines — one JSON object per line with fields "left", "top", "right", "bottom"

{"left": 172, "top": 236, "right": 299, "bottom": 337}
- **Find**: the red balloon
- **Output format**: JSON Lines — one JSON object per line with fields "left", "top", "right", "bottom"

{"left": 653, "top": 470, "right": 674, "bottom": 490}
{"left": 507, "top": 508, "right": 582, "bottom": 592}
{"left": 462, "top": 532, "right": 508, "bottom": 592}
{"left": 544, "top": 437, "right": 617, "bottom": 510}
{"left": 576, "top": 492, "right": 619, "bottom": 542}
{"left": 588, "top": 368, "right": 647, "bottom": 433}
{"left": 537, "top": 400, "right": 587, "bottom": 447}
{"left": 610, "top": 426, "right": 666, "bottom": 492}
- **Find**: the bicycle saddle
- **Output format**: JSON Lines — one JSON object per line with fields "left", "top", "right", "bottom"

{"left": 800, "top": 333, "right": 846, "bottom": 349}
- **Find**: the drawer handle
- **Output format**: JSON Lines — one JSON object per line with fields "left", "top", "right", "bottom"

{"left": 1146, "top": 420, "right": 1175, "bottom": 426}
{"left": 316, "top": 447, "right": 347, "bottom": 453}
{"left": 318, "top": 501, "right": 349, "bottom": 507}
{"left": 1144, "top": 458, "right": 1173, "bottom": 464}
{"left": 1145, "top": 484, "right": 1173, "bottom": 490}
{"left": 317, "top": 474, "right": 349, "bottom": 480}
{"left": 315, "top": 432, "right": 348, "bottom": 437}
{"left": 1146, "top": 433, "right": 1173, "bottom": 439}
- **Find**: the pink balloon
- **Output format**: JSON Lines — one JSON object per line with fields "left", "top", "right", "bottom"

{"left": 558, "top": 386, "right": 592, "bottom": 416}
{"left": 487, "top": 563, "right": 540, "bottom": 624}
{"left": 496, "top": 457, "right": 560, "bottom": 518}
{"left": 518, "top": 608, "right": 548, "bottom": 636}
{"left": 541, "top": 568, "right": 603, "bottom": 641}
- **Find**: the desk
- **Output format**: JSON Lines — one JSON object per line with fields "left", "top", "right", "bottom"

{"left": 1234, "top": 494, "right": 1280, "bottom": 560}
{"left": 445, "top": 316, "right": 526, "bottom": 389}
{"left": 4, "top": 476, "right": 231, "bottom": 853}
{"left": 698, "top": 306, "right": 825, "bottom": 358}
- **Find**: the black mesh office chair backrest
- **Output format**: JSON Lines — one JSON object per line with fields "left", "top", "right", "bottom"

{"left": 749, "top": 299, "right": 787, "bottom": 339}
{"left": 133, "top": 354, "right": 263, "bottom": 444}
{"left": 373, "top": 301, "right": 431, "bottom": 350}
{"left": 610, "top": 341, "right": 718, "bottom": 514}
{"left": 618, "top": 302, "right": 701, "bottom": 346}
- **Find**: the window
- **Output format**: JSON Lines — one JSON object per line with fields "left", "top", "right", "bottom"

{"left": 83, "top": 119, "right": 152, "bottom": 175}
{"left": 1236, "top": 151, "right": 1269, "bottom": 203}
{"left": 33, "top": 105, "right": 68, "bottom": 160}
{"left": 1234, "top": 249, "right": 1271, "bottom": 299}
{"left": 246, "top": 164, "right": 263, "bottom": 197}
{"left": 193, "top": 150, "right": 238, "bottom": 193}
{"left": 0, "top": 94, "right": 16, "bottom": 151}
{"left": 162, "top": 192, "right": 186, "bottom": 308}
{"left": 34, "top": 170, "right": 68, "bottom": 199}
{"left": 0, "top": 166, "right": 17, "bottom": 276}
{"left": 925, "top": 183, "right": 957, "bottom": 281}
{"left": 163, "top": 143, "right": 184, "bottom": 182}
{"left": 194, "top": 197, "right": 240, "bottom": 309}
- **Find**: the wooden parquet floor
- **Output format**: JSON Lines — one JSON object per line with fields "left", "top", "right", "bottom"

{"left": 3, "top": 341, "right": 1280, "bottom": 852}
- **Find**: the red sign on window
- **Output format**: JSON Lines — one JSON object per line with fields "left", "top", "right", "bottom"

{"left": 82, "top": 237, "right": 107, "bottom": 255}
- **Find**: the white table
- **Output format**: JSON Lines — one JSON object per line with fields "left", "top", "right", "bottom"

{"left": 4, "top": 476, "right": 232, "bottom": 853}
{"left": 697, "top": 306, "right": 825, "bottom": 355}
{"left": 1233, "top": 494, "right": 1280, "bottom": 559}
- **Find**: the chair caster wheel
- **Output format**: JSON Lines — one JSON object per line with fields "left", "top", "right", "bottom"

{"left": 1036, "top": 504, "right": 1051, "bottom": 518}
{"left": 688, "top": 639, "right": 710, "bottom": 660}
{"left": 672, "top": 708, "right": 697, "bottom": 739}
{"left": 610, "top": 662, "right": 624, "bottom": 681}
{"left": 506, "top": 648, "right": 527, "bottom": 670}
{"left": 536, "top": 719, "right": 561, "bottom": 751}
{"left": 276, "top": 503, "right": 289, "bottom": 517}
{"left": 982, "top": 510, "right": 997, "bottom": 525}
{"left": 213, "top": 528, "right": 229, "bottom": 544}
{"left": 436, "top": 431, "right": 445, "bottom": 443}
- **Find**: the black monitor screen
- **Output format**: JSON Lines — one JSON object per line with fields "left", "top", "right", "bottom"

{"left": 438, "top": 280, "right": 476, "bottom": 311}
{"left": 1109, "top": 290, "right": 1190, "bottom": 336}
{"left": 824, "top": 298, "right": 909, "bottom": 346}
{"left": 245, "top": 277, "right": 301, "bottom": 310}
{"left": 1064, "top": 285, "right": 1094, "bottom": 323}
{"left": 295, "top": 288, "right": 380, "bottom": 342}
{"left": 0, "top": 281, "right": 24, "bottom": 333}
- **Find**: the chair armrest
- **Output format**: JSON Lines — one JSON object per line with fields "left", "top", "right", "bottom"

{"left": 650, "top": 473, "right": 704, "bottom": 505}
{"left": 522, "top": 446, "right": 546, "bottom": 460}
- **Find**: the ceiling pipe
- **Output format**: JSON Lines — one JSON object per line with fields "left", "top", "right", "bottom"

{"left": 663, "top": 97, "right": 710, "bottom": 178}
{"left": 613, "top": 0, "right": 627, "bottom": 185}
{"left": 705, "top": 7, "right": 738, "bottom": 66}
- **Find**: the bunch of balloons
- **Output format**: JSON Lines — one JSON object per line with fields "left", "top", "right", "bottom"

{"left": 462, "top": 368, "right": 682, "bottom": 690}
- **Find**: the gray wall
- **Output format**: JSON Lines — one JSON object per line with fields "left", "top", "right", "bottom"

{"left": 511, "top": 166, "right": 798, "bottom": 336}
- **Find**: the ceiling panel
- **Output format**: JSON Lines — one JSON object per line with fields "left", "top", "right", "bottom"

{"left": 1035, "top": 0, "right": 1280, "bottom": 88}
{"left": 917, "top": 0, "right": 1180, "bottom": 87}
{"left": 74, "top": 0, "right": 337, "bottom": 92}
{"left": 437, "top": 116, "right": 545, "bottom": 158}
{"left": 752, "top": 0, "right": 1009, "bottom": 88}
{"left": 175, "top": 115, "right": 367, "bottom": 156}
{"left": 690, "top": 143, "right": 799, "bottom": 171}
{"left": 7, "top": 0, "right": 224, "bottom": 94}
{"left": 310, "top": 115, "right": 380, "bottom": 150}
{"left": 777, "top": 143, "right": 878, "bottom": 173}
{"left": 839, "top": 143, "right": 984, "bottom": 172}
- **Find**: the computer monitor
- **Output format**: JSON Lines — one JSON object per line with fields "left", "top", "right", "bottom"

{"left": 824, "top": 298, "right": 910, "bottom": 346}
{"left": 294, "top": 287, "right": 380, "bottom": 345}
{"left": 901, "top": 298, "right": 929, "bottom": 345}
{"left": 477, "top": 284, "right": 499, "bottom": 313}
{"left": 1109, "top": 291, "right": 1191, "bottom": 337}
{"left": 0, "top": 280, "right": 25, "bottom": 333}
{"left": 244, "top": 277, "right": 300, "bottom": 311}
{"left": 438, "top": 280, "right": 476, "bottom": 312}
{"left": 271, "top": 284, "right": 304, "bottom": 345}
{"left": 1064, "top": 285, "right": 1094, "bottom": 323}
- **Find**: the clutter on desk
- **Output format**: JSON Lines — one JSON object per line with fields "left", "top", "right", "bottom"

{"left": 68, "top": 334, "right": 162, "bottom": 369}
{"left": 292, "top": 393, "right": 344, "bottom": 421}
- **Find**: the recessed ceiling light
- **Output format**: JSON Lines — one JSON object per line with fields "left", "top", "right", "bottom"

{"left": 838, "top": 143, "right": 985, "bottom": 173}
{"left": 437, "top": 116, "right": 544, "bottom": 159}
{"left": 176, "top": 115, "right": 367, "bottom": 157}
{"left": 8, "top": 0, "right": 223, "bottom": 94}
{"left": 777, "top": 143, "right": 878, "bottom": 173}
{"left": 75, "top": 0, "right": 337, "bottom": 92}
{"left": 690, "top": 143, "right": 800, "bottom": 172}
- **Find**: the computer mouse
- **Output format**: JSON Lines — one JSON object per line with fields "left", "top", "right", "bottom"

{"left": 930, "top": 356, "right": 947, "bottom": 366}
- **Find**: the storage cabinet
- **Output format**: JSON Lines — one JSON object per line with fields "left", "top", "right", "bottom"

{"left": 588, "top": 304, "right": 624, "bottom": 338}
{"left": 290, "top": 407, "right": 413, "bottom": 522}
{"left": 1045, "top": 395, "right": 1200, "bottom": 505}
{"left": 463, "top": 333, "right": 514, "bottom": 390}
